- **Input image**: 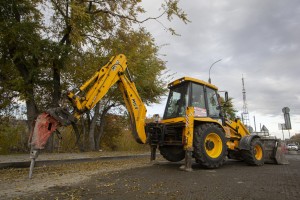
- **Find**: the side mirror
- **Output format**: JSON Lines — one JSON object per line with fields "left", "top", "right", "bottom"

{"left": 225, "top": 91, "right": 229, "bottom": 102}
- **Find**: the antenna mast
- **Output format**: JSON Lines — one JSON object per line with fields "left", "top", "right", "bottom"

{"left": 241, "top": 75, "right": 250, "bottom": 129}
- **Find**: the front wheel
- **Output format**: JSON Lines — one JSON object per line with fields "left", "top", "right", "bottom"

{"left": 241, "top": 138, "right": 264, "bottom": 166}
{"left": 193, "top": 124, "right": 227, "bottom": 168}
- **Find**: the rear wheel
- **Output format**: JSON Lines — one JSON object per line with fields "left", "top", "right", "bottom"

{"left": 193, "top": 124, "right": 227, "bottom": 168}
{"left": 241, "top": 138, "right": 264, "bottom": 166}
{"left": 159, "top": 145, "right": 185, "bottom": 162}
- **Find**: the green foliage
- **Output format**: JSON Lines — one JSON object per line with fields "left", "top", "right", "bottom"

{"left": 114, "top": 130, "right": 149, "bottom": 152}
{"left": 290, "top": 134, "right": 300, "bottom": 145}
{"left": 220, "top": 97, "right": 237, "bottom": 120}
{"left": 0, "top": 0, "right": 44, "bottom": 101}
{"left": 102, "top": 28, "right": 167, "bottom": 104}
{"left": 0, "top": 118, "right": 28, "bottom": 154}
{"left": 1, "top": 0, "right": 189, "bottom": 110}
{"left": 99, "top": 114, "right": 148, "bottom": 151}
{"left": 55, "top": 126, "right": 80, "bottom": 152}
{"left": 99, "top": 114, "right": 127, "bottom": 151}
{"left": 163, "top": 0, "right": 190, "bottom": 23}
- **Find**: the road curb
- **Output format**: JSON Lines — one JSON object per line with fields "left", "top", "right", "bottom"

{"left": 0, "top": 154, "right": 150, "bottom": 170}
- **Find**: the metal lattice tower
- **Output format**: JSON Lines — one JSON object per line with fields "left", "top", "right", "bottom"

{"left": 241, "top": 75, "right": 250, "bottom": 128}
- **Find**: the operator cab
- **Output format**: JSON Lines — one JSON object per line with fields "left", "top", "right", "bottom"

{"left": 163, "top": 77, "right": 221, "bottom": 119}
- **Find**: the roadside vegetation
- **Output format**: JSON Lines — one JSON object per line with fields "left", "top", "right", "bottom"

{"left": 288, "top": 134, "right": 300, "bottom": 147}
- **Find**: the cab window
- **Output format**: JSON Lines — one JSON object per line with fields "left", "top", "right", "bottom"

{"left": 191, "top": 83, "right": 205, "bottom": 109}
{"left": 206, "top": 87, "right": 220, "bottom": 117}
{"left": 163, "top": 83, "right": 189, "bottom": 119}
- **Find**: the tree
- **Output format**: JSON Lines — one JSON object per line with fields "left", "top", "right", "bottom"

{"left": 0, "top": 0, "right": 46, "bottom": 134}
{"left": 47, "top": 0, "right": 189, "bottom": 151}
{"left": 220, "top": 97, "right": 237, "bottom": 120}
{"left": 47, "top": 0, "right": 189, "bottom": 108}
{"left": 290, "top": 134, "right": 300, "bottom": 144}
{"left": 64, "top": 27, "right": 169, "bottom": 151}
{"left": 0, "top": 69, "right": 19, "bottom": 121}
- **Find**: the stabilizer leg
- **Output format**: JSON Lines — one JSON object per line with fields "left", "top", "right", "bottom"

{"left": 180, "top": 150, "right": 193, "bottom": 172}
{"left": 150, "top": 145, "right": 157, "bottom": 162}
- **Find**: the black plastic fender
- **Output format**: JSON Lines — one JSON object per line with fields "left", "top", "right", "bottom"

{"left": 239, "top": 135, "right": 260, "bottom": 150}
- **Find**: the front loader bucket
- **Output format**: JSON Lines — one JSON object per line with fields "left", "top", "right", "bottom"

{"left": 262, "top": 138, "right": 289, "bottom": 165}
{"left": 274, "top": 144, "right": 289, "bottom": 165}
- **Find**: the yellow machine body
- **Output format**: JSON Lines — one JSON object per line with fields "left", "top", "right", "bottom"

{"left": 29, "top": 54, "right": 287, "bottom": 178}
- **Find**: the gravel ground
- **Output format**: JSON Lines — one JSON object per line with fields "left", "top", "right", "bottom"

{"left": 1, "top": 152, "right": 300, "bottom": 200}
{"left": 0, "top": 155, "right": 151, "bottom": 200}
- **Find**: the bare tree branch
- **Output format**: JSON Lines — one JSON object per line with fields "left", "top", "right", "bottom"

{"left": 87, "top": 8, "right": 166, "bottom": 24}
{"left": 51, "top": 0, "right": 68, "bottom": 21}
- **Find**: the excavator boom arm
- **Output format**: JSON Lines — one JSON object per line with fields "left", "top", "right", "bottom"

{"left": 68, "top": 55, "right": 126, "bottom": 116}
{"left": 30, "top": 54, "right": 147, "bottom": 151}
{"left": 70, "top": 54, "right": 147, "bottom": 143}
{"left": 68, "top": 54, "right": 147, "bottom": 143}
{"left": 118, "top": 74, "right": 147, "bottom": 144}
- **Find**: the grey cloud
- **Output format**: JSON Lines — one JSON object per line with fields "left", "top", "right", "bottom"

{"left": 142, "top": 0, "right": 300, "bottom": 122}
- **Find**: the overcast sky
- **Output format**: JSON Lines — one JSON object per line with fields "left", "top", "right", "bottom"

{"left": 140, "top": 0, "right": 300, "bottom": 139}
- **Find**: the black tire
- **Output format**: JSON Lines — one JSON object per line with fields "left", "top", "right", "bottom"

{"left": 159, "top": 145, "right": 185, "bottom": 162}
{"left": 241, "top": 138, "right": 264, "bottom": 166}
{"left": 193, "top": 123, "right": 227, "bottom": 168}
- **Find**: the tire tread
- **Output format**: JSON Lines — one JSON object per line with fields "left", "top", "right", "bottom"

{"left": 193, "top": 123, "right": 227, "bottom": 168}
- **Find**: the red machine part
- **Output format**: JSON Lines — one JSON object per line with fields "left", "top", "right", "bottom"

{"left": 30, "top": 112, "right": 60, "bottom": 150}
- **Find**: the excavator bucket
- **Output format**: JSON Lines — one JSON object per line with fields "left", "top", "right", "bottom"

{"left": 262, "top": 138, "right": 289, "bottom": 165}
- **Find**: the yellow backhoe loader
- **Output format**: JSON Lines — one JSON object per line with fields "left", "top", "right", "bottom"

{"left": 28, "top": 54, "right": 288, "bottom": 178}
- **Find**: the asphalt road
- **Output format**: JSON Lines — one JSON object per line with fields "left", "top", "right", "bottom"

{"left": 21, "top": 153, "right": 300, "bottom": 200}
